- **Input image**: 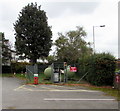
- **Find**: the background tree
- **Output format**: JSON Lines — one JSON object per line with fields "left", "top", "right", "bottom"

{"left": 46, "top": 55, "right": 56, "bottom": 64}
{"left": 54, "top": 26, "right": 93, "bottom": 64}
{"left": 14, "top": 3, "right": 52, "bottom": 64}
{"left": 1, "top": 33, "right": 12, "bottom": 65}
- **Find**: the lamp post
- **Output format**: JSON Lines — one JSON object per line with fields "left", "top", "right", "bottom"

{"left": 93, "top": 25, "right": 105, "bottom": 54}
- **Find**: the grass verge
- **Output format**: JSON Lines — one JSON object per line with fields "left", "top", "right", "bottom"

{"left": 63, "top": 82, "right": 120, "bottom": 100}
{"left": 2, "top": 73, "right": 26, "bottom": 80}
{"left": 88, "top": 86, "right": 120, "bottom": 100}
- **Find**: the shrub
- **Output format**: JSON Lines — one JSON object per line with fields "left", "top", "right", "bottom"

{"left": 2, "top": 65, "right": 11, "bottom": 73}
{"left": 78, "top": 53, "right": 116, "bottom": 86}
{"left": 11, "top": 62, "right": 31, "bottom": 73}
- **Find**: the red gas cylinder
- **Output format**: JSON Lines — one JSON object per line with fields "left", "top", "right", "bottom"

{"left": 34, "top": 77, "right": 38, "bottom": 85}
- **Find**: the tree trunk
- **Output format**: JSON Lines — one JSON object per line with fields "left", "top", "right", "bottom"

{"left": 30, "top": 58, "right": 37, "bottom": 65}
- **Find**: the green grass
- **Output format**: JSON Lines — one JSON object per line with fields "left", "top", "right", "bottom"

{"left": 15, "top": 73, "right": 26, "bottom": 80}
{"left": 2, "top": 73, "right": 14, "bottom": 77}
{"left": 38, "top": 73, "right": 53, "bottom": 84}
{"left": 2, "top": 73, "right": 26, "bottom": 80}
{"left": 38, "top": 73, "right": 46, "bottom": 82}
{"left": 88, "top": 86, "right": 120, "bottom": 100}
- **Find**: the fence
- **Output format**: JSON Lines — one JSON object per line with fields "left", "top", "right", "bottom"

{"left": 26, "top": 64, "right": 49, "bottom": 83}
{"left": 26, "top": 64, "right": 38, "bottom": 82}
{"left": 38, "top": 64, "right": 49, "bottom": 73}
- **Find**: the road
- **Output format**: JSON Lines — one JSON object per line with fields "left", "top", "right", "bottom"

{"left": 2, "top": 77, "right": 119, "bottom": 109}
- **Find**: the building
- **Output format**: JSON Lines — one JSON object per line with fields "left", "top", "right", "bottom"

{"left": 0, "top": 33, "right": 2, "bottom": 67}
{"left": 0, "top": 32, "right": 11, "bottom": 66}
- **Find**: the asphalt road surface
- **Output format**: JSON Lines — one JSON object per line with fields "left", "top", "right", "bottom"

{"left": 2, "top": 77, "right": 119, "bottom": 109}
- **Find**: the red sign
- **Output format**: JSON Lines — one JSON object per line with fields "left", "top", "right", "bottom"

{"left": 70, "top": 67, "right": 77, "bottom": 72}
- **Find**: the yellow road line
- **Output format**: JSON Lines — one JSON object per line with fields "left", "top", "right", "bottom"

{"left": 14, "top": 85, "right": 99, "bottom": 92}
{"left": 50, "top": 85, "right": 77, "bottom": 90}
{"left": 41, "top": 85, "right": 76, "bottom": 90}
{"left": 22, "top": 87, "right": 33, "bottom": 91}
{"left": 28, "top": 89, "right": 99, "bottom": 92}
{"left": 44, "top": 98, "right": 116, "bottom": 101}
{"left": 14, "top": 85, "right": 25, "bottom": 91}
{"left": 40, "top": 86, "right": 57, "bottom": 90}
{"left": 28, "top": 84, "right": 37, "bottom": 87}
{"left": 14, "top": 85, "right": 34, "bottom": 91}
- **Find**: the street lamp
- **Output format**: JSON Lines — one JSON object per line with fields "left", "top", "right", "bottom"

{"left": 93, "top": 25, "right": 105, "bottom": 54}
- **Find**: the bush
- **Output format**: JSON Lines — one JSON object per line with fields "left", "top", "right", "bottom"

{"left": 77, "top": 55, "right": 90, "bottom": 77}
{"left": 11, "top": 62, "right": 31, "bottom": 73}
{"left": 78, "top": 53, "right": 116, "bottom": 86}
{"left": 2, "top": 65, "right": 11, "bottom": 73}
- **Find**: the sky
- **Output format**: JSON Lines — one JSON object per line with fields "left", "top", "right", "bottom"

{"left": 0, "top": 0, "right": 119, "bottom": 58}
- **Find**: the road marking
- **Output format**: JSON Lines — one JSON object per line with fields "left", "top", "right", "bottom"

{"left": 22, "top": 87, "right": 33, "bottom": 91}
{"left": 14, "top": 89, "right": 98, "bottom": 92}
{"left": 14, "top": 85, "right": 26, "bottom": 91}
{"left": 14, "top": 85, "right": 33, "bottom": 91}
{"left": 27, "top": 89, "right": 99, "bottom": 92}
{"left": 28, "top": 84, "right": 37, "bottom": 87}
{"left": 51, "top": 85, "right": 77, "bottom": 90}
{"left": 40, "top": 86, "right": 57, "bottom": 90}
{"left": 44, "top": 98, "right": 116, "bottom": 101}
{"left": 48, "top": 89, "right": 99, "bottom": 92}
{"left": 13, "top": 85, "right": 99, "bottom": 92}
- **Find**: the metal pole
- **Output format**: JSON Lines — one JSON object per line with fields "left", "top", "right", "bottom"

{"left": 93, "top": 26, "right": 95, "bottom": 54}
{"left": 93, "top": 25, "right": 105, "bottom": 54}
{"left": 51, "top": 63, "right": 54, "bottom": 83}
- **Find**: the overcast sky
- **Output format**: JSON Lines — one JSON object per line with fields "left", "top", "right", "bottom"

{"left": 0, "top": 0, "right": 119, "bottom": 58}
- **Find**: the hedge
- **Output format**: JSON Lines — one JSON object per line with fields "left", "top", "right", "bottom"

{"left": 78, "top": 53, "right": 116, "bottom": 86}
{"left": 11, "top": 62, "right": 31, "bottom": 73}
{"left": 2, "top": 65, "right": 11, "bottom": 73}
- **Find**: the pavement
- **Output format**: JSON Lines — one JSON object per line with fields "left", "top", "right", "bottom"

{"left": 2, "top": 77, "right": 119, "bottom": 109}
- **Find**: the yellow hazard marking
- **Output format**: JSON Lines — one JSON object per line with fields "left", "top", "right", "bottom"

{"left": 27, "top": 89, "right": 99, "bottom": 92}
{"left": 14, "top": 85, "right": 99, "bottom": 92}
{"left": 14, "top": 85, "right": 34, "bottom": 91}
{"left": 14, "top": 85, "right": 25, "bottom": 91}
{"left": 28, "top": 84, "right": 37, "bottom": 87}
{"left": 44, "top": 98, "right": 116, "bottom": 101}
{"left": 50, "top": 85, "right": 77, "bottom": 90}
{"left": 40, "top": 86, "right": 57, "bottom": 90}
{"left": 22, "top": 87, "right": 33, "bottom": 91}
{"left": 5, "top": 106, "right": 16, "bottom": 109}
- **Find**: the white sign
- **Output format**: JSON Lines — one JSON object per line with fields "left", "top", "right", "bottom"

{"left": 34, "top": 74, "right": 38, "bottom": 77}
